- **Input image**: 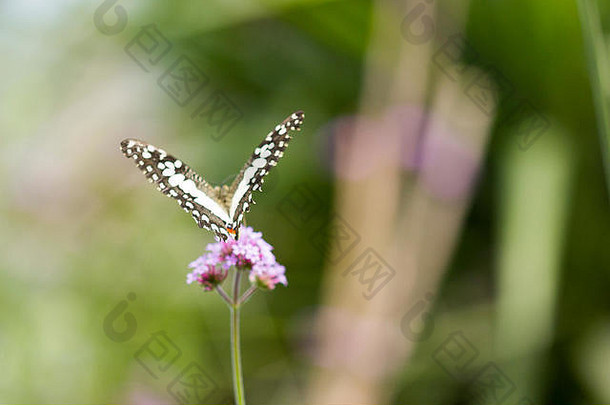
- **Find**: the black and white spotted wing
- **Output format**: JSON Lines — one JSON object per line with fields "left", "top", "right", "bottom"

{"left": 120, "top": 139, "right": 233, "bottom": 241}
{"left": 120, "top": 111, "right": 304, "bottom": 241}
{"left": 226, "top": 111, "right": 304, "bottom": 231}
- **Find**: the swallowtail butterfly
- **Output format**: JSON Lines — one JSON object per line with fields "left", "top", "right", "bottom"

{"left": 120, "top": 111, "right": 304, "bottom": 241}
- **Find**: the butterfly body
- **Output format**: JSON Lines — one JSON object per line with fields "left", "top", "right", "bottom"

{"left": 120, "top": 111, "right": 304, "bottom": 241}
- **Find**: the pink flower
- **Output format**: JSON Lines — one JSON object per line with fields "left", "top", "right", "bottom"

{"left": 187, "top": 226, "right": 287, "bottom": 291}
{"left": 188, "top": 264, "right": 228, "bottom": 291}
{"left": 249, "top": 265, "right": 287, "bottom": 290}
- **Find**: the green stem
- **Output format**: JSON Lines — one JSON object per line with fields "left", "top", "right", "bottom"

{"left": 231, "top": 272, "right": 246, "bottom": 405}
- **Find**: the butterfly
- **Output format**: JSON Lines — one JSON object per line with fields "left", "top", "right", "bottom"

{"left": 120, "top": 111, "right": 304, "bottom": 241}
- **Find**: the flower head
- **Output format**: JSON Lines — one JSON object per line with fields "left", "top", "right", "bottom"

{"left": 187, "top": 226, "right": 287, "bottom": 291}
{"left": 190, "top": 264, "right": 228, "bottom": 291}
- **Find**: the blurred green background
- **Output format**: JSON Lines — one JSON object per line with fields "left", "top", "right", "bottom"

{"left": 1, "top": 0, "right": 609, "bottom": 404}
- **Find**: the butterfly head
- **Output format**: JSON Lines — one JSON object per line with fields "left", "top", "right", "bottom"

{"left": 227, "top": 227, "right": 238, "bottom": 239}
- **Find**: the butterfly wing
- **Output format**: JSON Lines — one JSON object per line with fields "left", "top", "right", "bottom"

{"left": 120, "top": 139, "right": 233, "bottom": 241}
{"left": 227, "top": 111, "right": 304, "bottom": 232}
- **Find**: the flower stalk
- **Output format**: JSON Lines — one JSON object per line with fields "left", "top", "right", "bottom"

{"left": 231, "top": 271, "right": 246, "bottom": 405}
{"left": 216, "top": 285, "right": 233, "bottom": 306}
{"left": 237, "top": 286, "right": 258, "bottom": 306}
